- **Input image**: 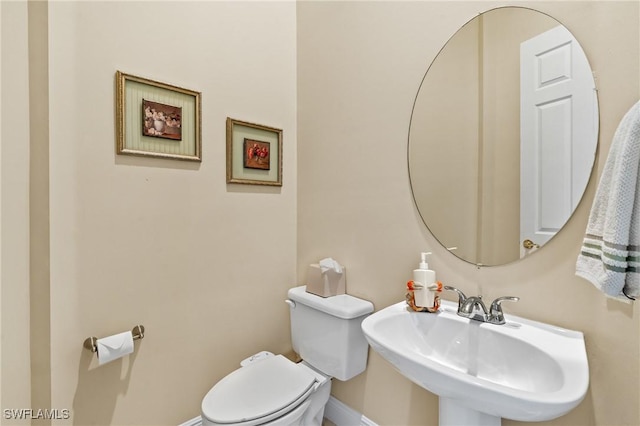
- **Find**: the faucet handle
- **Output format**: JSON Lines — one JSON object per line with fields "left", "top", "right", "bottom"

{"left": 489, "top": 296, "right": 519, "bottom": 324}
{"left": 443, "top": 286, "right": 467, "bottom": 307}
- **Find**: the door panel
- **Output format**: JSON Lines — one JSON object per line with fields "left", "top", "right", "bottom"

{"left": 520, "top": 25, "right": 597, "bottom": 256}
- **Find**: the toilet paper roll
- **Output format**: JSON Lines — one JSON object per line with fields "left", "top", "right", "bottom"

{"left": 96, "top": 331, "right": 134, "bottom": 365}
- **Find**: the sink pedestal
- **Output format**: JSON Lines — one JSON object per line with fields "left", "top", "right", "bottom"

{"left": 440, "top": 398, "right": 500, "bottom": 426}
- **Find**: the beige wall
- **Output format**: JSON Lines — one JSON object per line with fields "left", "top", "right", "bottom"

{"left": 298, "top": 1, "right": 639, "bottom": 426}
{"left": 1, "top": 1, "right": 33, "bottom": 421}
{"left": 409, "top": 17, "right": 481, "bottom": 263}
{"left": 3, "top": 1, "right": 297, "bottom": 425}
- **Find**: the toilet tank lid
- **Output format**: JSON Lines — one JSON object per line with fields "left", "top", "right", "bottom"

{"left": 288, "top": 286, "right": 374, "bottom": 319}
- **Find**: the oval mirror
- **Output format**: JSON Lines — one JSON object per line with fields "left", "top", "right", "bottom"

{"left": 409, "top": 7, "right": 599, "bottom": 266}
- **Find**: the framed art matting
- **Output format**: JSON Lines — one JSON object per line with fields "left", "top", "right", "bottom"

{"left": 226, "top": 117, "right": 283, "bottom": 186}
{"left": 116, "top": 71, "right": 202, "bottom": 162}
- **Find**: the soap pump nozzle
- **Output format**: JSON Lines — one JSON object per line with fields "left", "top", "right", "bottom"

{"left": 419, "top": 252, "right": 431, "bottom": 270}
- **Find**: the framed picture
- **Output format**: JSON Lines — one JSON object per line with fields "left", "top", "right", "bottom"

{"left": 116, "top": 71, "right": 201, "bottom": 161}
{"left": 226, "top": 118, "right": 283, "bottom": 186}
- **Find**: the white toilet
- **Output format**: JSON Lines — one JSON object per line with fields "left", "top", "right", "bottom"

{"left": 201, "top": 285, "right": 374, "bottom": 426}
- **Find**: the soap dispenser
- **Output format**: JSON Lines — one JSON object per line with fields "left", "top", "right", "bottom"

{"left": 413, "top": 252, "right": 437, "bottom": 309}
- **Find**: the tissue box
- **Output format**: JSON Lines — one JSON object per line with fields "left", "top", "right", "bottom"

{"left": 306, "top": 264, "right": 346, "bottom": 297}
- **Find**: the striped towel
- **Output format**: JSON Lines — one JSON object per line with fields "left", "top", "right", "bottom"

{"left": 576, "top": 100, "right": 640, "bottom": 301}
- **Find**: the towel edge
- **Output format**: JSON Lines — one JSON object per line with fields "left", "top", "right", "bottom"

{"left": 575, "top": 270, "right": 634, "bottom": 304}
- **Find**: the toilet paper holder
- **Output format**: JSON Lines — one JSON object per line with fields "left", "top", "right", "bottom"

{"left": 83, "top": 325, "right": 145, "bottom": 353}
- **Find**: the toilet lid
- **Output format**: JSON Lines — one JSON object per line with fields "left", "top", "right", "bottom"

{"left": 202, "top": 355, "right": 317, "bottom": 425}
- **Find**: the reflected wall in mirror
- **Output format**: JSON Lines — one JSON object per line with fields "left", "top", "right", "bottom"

{"left": 409, "top": 7, "right": 598, "bottom": 267}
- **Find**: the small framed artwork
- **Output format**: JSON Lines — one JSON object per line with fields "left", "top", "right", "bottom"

{"left": 116, "top": 71, "right": 201, "bottom": 161}
{"left": 226, "top": 118, "right": 283, "bottom": 186}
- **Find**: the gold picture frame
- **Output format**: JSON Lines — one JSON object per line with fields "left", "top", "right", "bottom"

{"left": 226, "top": 118, "right": 283, "bottom": 186}
{"left": 116, "top": 71, "right": 202, "bottom": 162}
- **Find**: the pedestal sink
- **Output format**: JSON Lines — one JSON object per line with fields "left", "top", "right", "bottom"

{"left": 361, "top": 300, "right": 589, "bottom": 425}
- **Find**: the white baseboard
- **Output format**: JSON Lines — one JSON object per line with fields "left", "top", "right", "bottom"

{"left": 178, "top": 416, "right": 201, "bottom": 426}
{"left": 324, "top": 396, "right": 377, "bottom": 426}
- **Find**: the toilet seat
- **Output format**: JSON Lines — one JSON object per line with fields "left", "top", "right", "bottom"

{"left": 202, "top": 355, "right": 318, "bottom": 426}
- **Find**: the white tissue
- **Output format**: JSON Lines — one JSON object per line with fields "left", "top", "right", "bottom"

{"left": 319, "top": 257, "right": 343, "bottom": 274}
{"left": 96, "top": 331, "right": 134, "bottom": 365}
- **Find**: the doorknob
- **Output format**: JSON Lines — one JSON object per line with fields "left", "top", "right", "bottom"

{"left": 523, "top": 239, "right": 540, "bottom": 249}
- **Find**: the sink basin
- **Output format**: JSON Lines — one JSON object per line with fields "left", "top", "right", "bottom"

{"left": 361, "top": 300, "right": 589, "bottom": 424}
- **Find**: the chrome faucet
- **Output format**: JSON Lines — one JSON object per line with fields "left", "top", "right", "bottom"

{"left": 489, "top": 296, "right": 520, "bottom": 324}
{"left": 444, "top": 286, "right": 519, "bottom": 325}
{"left": 459, "top": 296, "right": 490, "bottom": 322}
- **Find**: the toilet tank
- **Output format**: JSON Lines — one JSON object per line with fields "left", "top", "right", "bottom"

{"left": 287, "top": 285, "right": 374, "bottom": 381}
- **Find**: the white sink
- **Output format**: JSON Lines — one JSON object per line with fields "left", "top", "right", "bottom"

{"left": 361, "top": 300, "right": 589, "bottom": 425}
